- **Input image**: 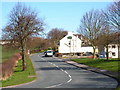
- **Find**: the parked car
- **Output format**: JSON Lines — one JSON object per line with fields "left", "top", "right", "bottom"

{"left": 83, "top": 52, "right": 93, "bottom": 56}
{"left": 99, "top": 54, "right": 105, "bottom": 58}
{"left": 44, "top": 50, "right": 53, "bottom": 57}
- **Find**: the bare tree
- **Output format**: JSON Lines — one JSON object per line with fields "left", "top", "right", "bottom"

{"left": 108, "top": 1, "right": 120, "bottom": 59}
{"left": 47, "top": 28, "right": 68, "bottom": 51}
{"left": 103, "top": 1, "right": 120, "bottom": 59}
{"left": 27, "top": 37, "right": 50, "bottom": 50}
{"left": 96, "top": 32, "right": 115, "bottom": 60}
{"left": 78, "top": 10, "right": 106, "bottom": 59}
{"left": 3, "top": 3, "right": 45, "bottom": 71}
{"left": 105, "top": 1, "right": 120, "bottom": 31}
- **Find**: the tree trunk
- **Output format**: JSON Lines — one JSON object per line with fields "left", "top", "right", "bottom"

{"left": 22, "top": 39, "right": 27, "bottom": 71}
{"left": 118, "top": 44, "right": 120, "bottom": 60}
{"left": 106, "top": 44, "right": 109, "bottom": 60}
{"left": 93, "top": 47, "right": 96, "bottom": 59}
{"left": 22, "top": 46, "right": 26, "bottom": 71}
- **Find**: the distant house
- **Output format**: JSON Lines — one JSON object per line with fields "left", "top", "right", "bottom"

{"left": 58, "top": 32, "right": 98, "bottom": 55}
{"left": 0, "top": 40, "right": 10, "bottom": 45}
{"left": 105, "top": 44, "right": 119, "bottom": 58}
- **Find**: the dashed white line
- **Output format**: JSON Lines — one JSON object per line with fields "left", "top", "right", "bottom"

{"left": 46, "top": 83, "right": 63, "bottom": 88}
{"left": 40, "top": 56, "right": 72, "bottom": 88}
{"left": 67, "top": 78, "right": 72, "bottom": 83}
{"left": 61, "top": 69, "right": 64, "bottom": 72}
{"left": 64, "top": 71, "right": 68, "bottom": 74}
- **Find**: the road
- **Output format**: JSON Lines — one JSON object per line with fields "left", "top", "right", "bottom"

{"left": 16, "top": 53, "right": 118, "bottom": 88}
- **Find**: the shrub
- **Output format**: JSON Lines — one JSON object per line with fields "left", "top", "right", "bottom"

{"left": 30, "top": 49, "right": 41, "bottom": 54}
{"left": 55, "top": 53, "right": 63, "bottom": 57}
{"left": 0, "top": 53, "right": 22, "bottom": 80}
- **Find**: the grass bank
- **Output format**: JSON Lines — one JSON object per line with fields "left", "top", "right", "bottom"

{"left": 2, "top": 56, "right": 36, "bottom": 87}
{"left": 71, "top": 58, "right": 120, "bottom": 90}
{"left": 71, "top": 58, "right": 119, "bottom": 72}
{"left": 1, "top": 45, "right": 19, "bottom": 63}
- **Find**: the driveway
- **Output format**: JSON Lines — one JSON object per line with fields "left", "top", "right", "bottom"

{"left": 15, "top": 53, "right": 118, "bottom": 88}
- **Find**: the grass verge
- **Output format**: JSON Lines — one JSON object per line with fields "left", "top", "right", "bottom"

{"left": 1, "top": 45, "right": 19, "bottom": 63}
{"left": 2, "top": 56, "right": 36, "bottom": 87}
{"left": 71, "top": 58, "right": 119, "bottom": 72}
{"left": 71, "top": 58, "right": 120, "bottom": 90}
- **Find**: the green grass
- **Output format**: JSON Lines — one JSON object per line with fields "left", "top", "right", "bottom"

{"left": 2, "top": 56, "right": 36, "bottom": 87}
{"left": 72, "top": 58, "right": 120, "bottom": 90}
{"left": 71, "top": 58, "right": 119, "bottom": 72}
{"left": 1, "top": 45, "right": 19, "bottom": 63}
{"left": 116, "top": 86, "right": 120, "bottom": 90}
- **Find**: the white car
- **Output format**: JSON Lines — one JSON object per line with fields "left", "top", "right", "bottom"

{"left": 44, "top": 50, "right": 53, "bottom": 57}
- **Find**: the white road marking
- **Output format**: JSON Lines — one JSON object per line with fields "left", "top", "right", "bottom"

{"left": 40, "top": 56, "right": 72, "bottom": 88}
{"left": 46, "top": 83, "right": 63, "bottom": 88}
{"left": 64, "top": 71, "right": 68, "bottom": 74}
{"left": 58, "top": 59, "right": 62, "bottom": 61}
{"left": 67, "top": 78, "right": 72, "bottom": 83}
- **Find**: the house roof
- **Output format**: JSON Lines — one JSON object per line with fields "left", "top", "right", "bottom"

{"left": 73, "top": 34, "right": 84, "bottom": 40}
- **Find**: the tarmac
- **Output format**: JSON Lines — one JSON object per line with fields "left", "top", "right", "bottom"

{"left": 61, "top": 58, "right": 120, "bottom": 88}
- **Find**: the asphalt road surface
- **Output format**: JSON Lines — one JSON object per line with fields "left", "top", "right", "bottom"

{"left": 16, "top": 53, "right": 118, "bottom": 88}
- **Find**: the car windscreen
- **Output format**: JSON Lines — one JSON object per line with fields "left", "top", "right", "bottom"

{"left": 47, "top": 51, "right": 52, "bottom": 53}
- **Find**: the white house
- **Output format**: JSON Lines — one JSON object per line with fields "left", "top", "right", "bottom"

{"left": 58, "top": 32, "right": 97, "bottom": 54}
{"left": 58, "top": 32, "right": 119, "bottom": 58}
{"left": 59, "top": 32, "right": 81, "bottom": 53}
{"left": 105, "top": 44, "right": 119, "bottom": 58}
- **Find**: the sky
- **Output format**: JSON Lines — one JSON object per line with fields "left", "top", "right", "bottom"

{"left": 0, "top": 1, "right": 114, "bottom": 37}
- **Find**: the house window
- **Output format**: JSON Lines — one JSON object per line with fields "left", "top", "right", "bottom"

{"left": 112, "top": 45, "right": 116, "bottom": 48}
{"left": 112, "top": 52, "right": 116, "bottom": 56}
{"left": 82, "top": 42, "right": 84, "bottom": 45}
{"left": 69, "top": 41, "right": 71, "bottom": 45}
{"left": 108, "top": 46, "right": 111, "bottom": 48}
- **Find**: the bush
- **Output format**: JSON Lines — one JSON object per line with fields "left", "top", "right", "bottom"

{"left": 0, "top": 53, "right": 22, "bottom": 80}
{"left": 2, "top": 56, "right": 36, "bottom": 87}
{"left": 55, "top": 53, "right": 62, "bottom": 57}
{"left": 30, "top": 49, "right": 41, "bottom": 54}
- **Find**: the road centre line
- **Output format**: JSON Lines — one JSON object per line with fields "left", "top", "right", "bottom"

{"left": 46, "top": 83, "right": 63, "bottom": 88}
{"left": 39, "top": 56, "right": 72, "bottom": 88}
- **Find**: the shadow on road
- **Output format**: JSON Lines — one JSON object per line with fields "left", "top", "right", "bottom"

{"left": 34, "top": 60, "right": 64, "bottom": 63}
{"left": 36, "top": 66, "right": 80, "bottom": 71}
